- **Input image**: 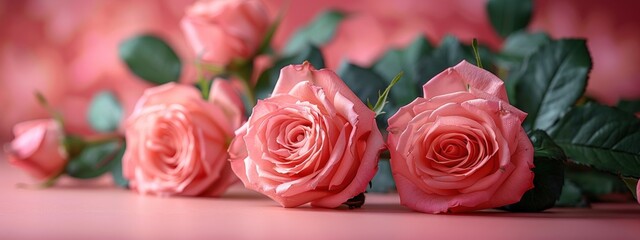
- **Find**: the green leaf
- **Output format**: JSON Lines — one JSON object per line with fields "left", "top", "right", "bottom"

{"left": 338, "top": 62, "right": 389, "bottom": 129}
{"left": 337, "top": 62, "right": 388, "bottom": 107}
{"left": 502, "top": 130, "right": 566, "bottom": 212}
{"left": 399, "top": 35, "right": 434, "bottom": 92}
{"left": 63, "top": 135, "right": 87, "bottom": 159}
{"left": 87, "top": 91, "right": 123, "bottom": 133}
{"left": 617, "top": 99, "right": 640, "bottom": 114}
{"left": 255, "top": 45, "right": 325, "bottom": 100}
{"left": 622, "top": 176, "right": 638, "bottom": 200}
{"left": 119, "top": 34, "right": 182, "bottom": 85}
{"left": 368, "top": 160, "right": 396, "bottom": 193}
{"left": 372, "top": 35, "right": 439, "bottom": 108}
{"left": 414, "top": 36, "right": 471, "bottom": 86}
{"left": 65, "top": 140, "right": 124, "bottom": 179}
{"left": 371, "top": 71, "right": 403, "bottom": 117}
{"left": 403, "top": 35, "right": 434, "bottom": 66}
{"left": 373, "top": 49, "right": 405, "bottom": 81}
{"left": 110, "top": 142, "right": 129, "bottom": 188}
{"left": 566, "top": 170, "right": 629, "bottom": 196}
{"left": 556, "top": 179, "right": 588, "bottom": 207}
{"left": 255, "top": 74, "right": 274, "bottom": 94}
{"left": 283, "top": 10, "right": 346, "bottom": 55}
{"left": 509, "top": 39, "right": 592, "bottom": 131}
{"left": 487, "top": 0, "right": 533, "bottom": 37}
{"left": 497, "top": 31, "right": 551, "bottom": 70}
{"left": 502, "top": 32, "right": 551, "bottom": 59}
{"left": 287, "top": 45, "right": 325, "bottom": 70}
{"left": 550, "top": 102, "right": 640, "bottom": 178}
{"left": 372, "top": 49, "right": 418, "bottom": 107}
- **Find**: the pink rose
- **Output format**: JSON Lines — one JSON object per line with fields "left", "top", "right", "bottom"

{"left": 637, "top": 182, "right": 640, "bottom": 204}
{"left": 5, "top": 119, "right": 68, "bottom": 180}
{"left": 181, "top": 0, "right": 269, "bottom": 66}
{"left": 123, "top": 81, "right": 243, "bottom": 197}
{"left": 387, "top": 61, "right": 534, "bottom": 213}
{"left": 229, "top": 62, "right": 385, "bottom": 208}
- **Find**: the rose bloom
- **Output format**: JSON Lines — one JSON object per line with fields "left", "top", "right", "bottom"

{"left": 5, "top": 119, "right": 68, "bottom": 180}
{"left": 387, "top": 61, "right": 534, "bottom": 213}
{"left": 181, "top": 0, "right": 270, "bottom": 66}
{"left": 229, "top": 62, "right": 384, "bottom": 208}
{"left": 123, "top": 81, "right": 243, "bottom": 197}
{"left": 637, "top": 182, "right": 640, "bottom": 204}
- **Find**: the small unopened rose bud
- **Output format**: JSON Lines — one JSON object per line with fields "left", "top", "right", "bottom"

{"left": 6, "top": 119, "right": 68, "bottom": 180}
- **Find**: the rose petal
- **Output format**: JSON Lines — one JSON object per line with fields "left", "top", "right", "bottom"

{"left": 453, "top": 61, "right": 509, "bottom": 102}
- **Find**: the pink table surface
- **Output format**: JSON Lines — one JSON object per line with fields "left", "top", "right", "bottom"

{"left": 1, "top": 158, "right": 639, "bottom": 240}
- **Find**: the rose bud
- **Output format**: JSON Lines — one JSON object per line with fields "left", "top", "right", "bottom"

{"left": 5, "top": 119, "right": 68, "bottom": 180}
{"left": 181, "top": 0, "right": 270, "bottom": 66}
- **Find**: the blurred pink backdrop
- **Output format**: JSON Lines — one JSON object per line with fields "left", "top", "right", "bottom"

{"left": 2, "top": 0, "right": 639, "bottom": 143}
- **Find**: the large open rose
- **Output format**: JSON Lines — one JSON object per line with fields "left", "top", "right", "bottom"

{"left": 123, "top": 81, "right": 243, "bottom": 197}
{"left": 387, "top": 61, "right": 534, "bottom": 213}
{"left": 229, "top": 62, "right": 384, "bottom": 208}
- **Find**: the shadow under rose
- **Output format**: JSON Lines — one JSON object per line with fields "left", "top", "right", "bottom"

{"left": 41, "top": 176, "right": 116, "bottom": 190}
{"left": 220, "top": 191, "right": 269, "bottom": 200}
{"left": 445, "top": 204, "right": 640, "bottom": 220}
{"left": 282, "top": 202, "right": 414, "bottom": 214}
{"left": 279, "top": 200, "right": 640, "bottom": 220}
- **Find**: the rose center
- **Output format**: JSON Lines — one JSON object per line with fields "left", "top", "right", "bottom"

{"left": 443, "top": 144, "right": 463, "bottom": 156}
{"left": 438, "top": 138, "right": 468, "bottom": 160}
{"left": 146, "top": 115, "right": 190, "bottom": 170}
{"left": 286, "top": 125, "right": 309, "bottom": 145}
{"left": 150, "top": 129, "right": 178, "bottom": 157}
